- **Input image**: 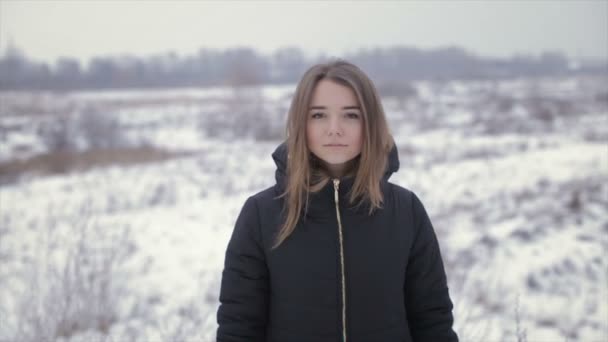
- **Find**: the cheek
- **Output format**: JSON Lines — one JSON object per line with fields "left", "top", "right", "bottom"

{"left": 306, "top": 122, "right": 316, "bottom": 145}
{"left": 353, "top": 123, "right": 363, "bottom": 146}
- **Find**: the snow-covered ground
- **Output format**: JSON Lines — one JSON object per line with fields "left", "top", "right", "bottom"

{"left": 0, "top": 76, "right": 606, "bottom": 341}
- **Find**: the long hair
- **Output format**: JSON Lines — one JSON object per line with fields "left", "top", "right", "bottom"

{"left": 272, "top": 60, "right": 394, "bottom": 249}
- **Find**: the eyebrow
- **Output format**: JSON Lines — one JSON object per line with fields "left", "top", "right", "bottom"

{"left": 309, "top": 106, "right": 361, "bottom": 110}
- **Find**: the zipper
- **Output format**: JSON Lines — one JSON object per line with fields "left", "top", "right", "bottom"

{"left": 333, "top": 179, "right": 347, "bottom": 342}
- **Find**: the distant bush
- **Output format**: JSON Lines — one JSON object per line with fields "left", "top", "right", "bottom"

{"left": 32, "top": 105, "right": 129, "bottom": 174}
{"left": 38, "top": 115, "right": 79, "bottom": 153}
{"left": 199, "top": 87, "right": 284, "bottom": 141}
{"left": 38, "top": 105, "right": 127, "bottom": 154}
{"left": 377, "top": 81, "right": 418, "bottom": 98}
{"left": 377, "top": 81, "right": 418, "bottom": 110}
{"left": 595, "top": 91, "right": 608, "bottom": 105}
{"left": 77, "top": 106, "right": 126, "bottom": 149}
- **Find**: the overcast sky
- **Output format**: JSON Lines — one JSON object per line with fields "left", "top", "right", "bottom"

{"left": 0, "top": 0, "right": 606, "bottom": 64}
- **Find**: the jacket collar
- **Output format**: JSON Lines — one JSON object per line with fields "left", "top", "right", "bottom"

{"left": 271, "top": 141, "right": 400, "bottom": 218}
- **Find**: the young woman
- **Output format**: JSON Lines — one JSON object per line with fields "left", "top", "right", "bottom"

{"left": 216, "top": 60, "right": 458, "bottom": 342}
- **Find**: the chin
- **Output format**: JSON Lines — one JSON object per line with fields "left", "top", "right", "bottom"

{"left": 317, "top": 154, "right": 357, "bottom": 165}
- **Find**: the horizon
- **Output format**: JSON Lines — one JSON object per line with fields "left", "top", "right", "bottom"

{"left": 4, "top": 43, "right": 603, "bottom": 68}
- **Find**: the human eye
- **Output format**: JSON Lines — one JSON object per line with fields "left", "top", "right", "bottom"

{"left": 311, "top": 112, "right": 325, "bottom": 119}
{"left": 345, "top": 112, "right": 360, "bottom": 119}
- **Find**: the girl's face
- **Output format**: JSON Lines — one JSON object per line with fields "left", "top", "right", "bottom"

{"left": 306, "top": 79, "right": 363, "bottom": 178}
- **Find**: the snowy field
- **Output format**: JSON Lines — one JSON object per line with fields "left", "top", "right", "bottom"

{"left": 0, "top": 75, "right": 606, "bottom": 341}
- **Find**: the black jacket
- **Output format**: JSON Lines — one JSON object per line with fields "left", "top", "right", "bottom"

{"left": 217, "top": 142, "right": 458, "bottom": 342}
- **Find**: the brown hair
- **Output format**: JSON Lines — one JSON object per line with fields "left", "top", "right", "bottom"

{"left": 272, "top": 59, "right": 394, "bottom": 249}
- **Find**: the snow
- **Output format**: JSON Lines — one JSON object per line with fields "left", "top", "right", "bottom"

{"left": 0, "top": 75, "right": 606, "bottom": 341}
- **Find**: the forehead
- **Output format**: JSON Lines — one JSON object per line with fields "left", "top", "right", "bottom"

{"left": 310, "top": 79, "right": 359, "bottom": 107}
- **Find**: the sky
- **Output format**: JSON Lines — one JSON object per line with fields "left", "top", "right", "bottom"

{"left": 0, "top": 0, "right": 606, "bottom": 65}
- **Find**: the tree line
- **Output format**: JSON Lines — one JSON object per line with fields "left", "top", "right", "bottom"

{"left": 0, "top": 45, "right": 604, "bottom": 90}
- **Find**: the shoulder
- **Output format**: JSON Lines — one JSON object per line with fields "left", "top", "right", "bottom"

{"left": 387, "top": 181, "right": 413, "bottom": 197}
{"left": 249, "top": 185, "right": 281, "bottom": 205}
{"left": 385, "top": 182, "right": 428, "bottom": 216}
{"left": 234, "top": 186, "right": 280, "bottom": 234}
{"left": 235, "top": 185, "right": 278, "bottom": 216}
{"left": 386, "top": 182, "right": 415, "bottom": 206}
{"left": 245, "top": 185, "right": 283, "bottom": 217}
{"left": 242, "top": 186, "right": 282, "bottom": 248}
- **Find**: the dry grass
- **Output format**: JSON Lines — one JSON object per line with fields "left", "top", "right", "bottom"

{"left": 0, "top": 146, "right": 192, "bottom": 183}
{"left": 5, "top": 206, "right": 137, "bottom": 342}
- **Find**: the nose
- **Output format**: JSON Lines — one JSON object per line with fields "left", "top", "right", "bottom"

{"left": 327, "top": 117, "right": 343, "bottom": 136}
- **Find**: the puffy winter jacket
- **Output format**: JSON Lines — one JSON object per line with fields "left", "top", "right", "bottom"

{"left": 217, "top": 141, "right": 458, "bottom": 342}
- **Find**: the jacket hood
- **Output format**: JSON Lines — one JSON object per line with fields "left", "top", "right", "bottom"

{"left": 272, "top": 141, "right": 399, "bottom": 190}
{"left": 271, "top": 141, "right": 400, "bottom": 217}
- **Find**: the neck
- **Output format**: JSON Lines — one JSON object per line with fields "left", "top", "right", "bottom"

{"left": 322, "top": 159, "right": 357, "bottom": 179}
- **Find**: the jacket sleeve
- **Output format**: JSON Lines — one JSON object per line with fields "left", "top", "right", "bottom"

{"left": 216, "top": 196, "right": 269, "bottom": 341}
{"left": 404, "top": 192, "right": 458, "bottom": 342}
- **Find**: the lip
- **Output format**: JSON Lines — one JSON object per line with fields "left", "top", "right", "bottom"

{"left": 324, "top": 144, "right": 348, "bottom": 147}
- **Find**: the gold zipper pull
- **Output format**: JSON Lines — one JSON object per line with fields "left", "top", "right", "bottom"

{"left": 333, "top": 179, "right": 340, "bottom": 203}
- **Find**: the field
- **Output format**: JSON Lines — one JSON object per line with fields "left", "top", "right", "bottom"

{"left": 0, "top": 75, "right": 606, "bottom": 341}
